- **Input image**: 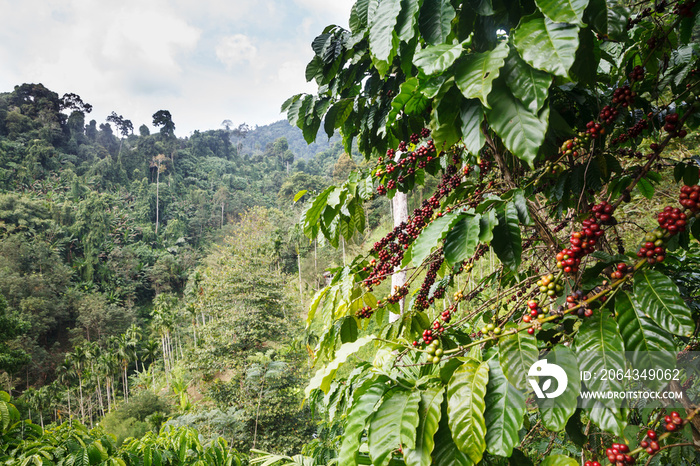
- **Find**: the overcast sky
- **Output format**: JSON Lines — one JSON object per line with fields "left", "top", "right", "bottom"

{"left": 0, "top": 0, "right": 355, "bottom": 136}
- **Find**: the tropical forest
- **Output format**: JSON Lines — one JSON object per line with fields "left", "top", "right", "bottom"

{"left": 1, "top": 0, "right": 700, "bottom": 465}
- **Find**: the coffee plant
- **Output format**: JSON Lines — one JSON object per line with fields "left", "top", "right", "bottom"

{"left": 284, "top": 0, "right": 700, "bottom": 464}
{"left": 0, "top": 391, "right": 244, "bottom": 465}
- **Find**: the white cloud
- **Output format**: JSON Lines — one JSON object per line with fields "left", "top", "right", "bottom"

{"left": 0, "top": 0, "right": 357, "bottom": 135}
{"left": 292, "top": 0, "right": 356, "bottom": 25}
{"left": 215, "top": 34, "right": 258, "bottom": 69}
{"left": 99, "top": 7, "right": 200, "bottom": 73}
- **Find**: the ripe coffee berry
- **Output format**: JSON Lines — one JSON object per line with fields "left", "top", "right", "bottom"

{"left": 585, "top": 461, "right": 601, "bottom": 466}
{"left": 599, "top": 105, "right": 620, "bottom": 125}
{"left": 556, "top": 217, "right": 603, "bottom": 274}
{"left": 357, "top": 306, "right": 374, "bottom": 319}
{"left": 611, "top": 262, "right": 629, "bottom": 280}
{"left": 612, "top": 85, "right": 635, "bottom": 107}
{"left": 628, "top": 65, "right": 644, "bottom": 82}
{"left": 592, "top": 201, "right": 616, "bottom": 224}
{"left": 606, "top": 442, "right": 634, "bottom": 464}
{"left": 679, "top": 184, "right": 700, "bottom": 212}
{"left": 665, "top": 411, "right": 684, "bottom": 431}
{"left": 657, "top": 206, "right": 687, "bottom": 234}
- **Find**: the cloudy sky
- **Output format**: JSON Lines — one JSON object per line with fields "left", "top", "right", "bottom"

{"left": 0, "top": 0, "right": 355, "bottom": 136}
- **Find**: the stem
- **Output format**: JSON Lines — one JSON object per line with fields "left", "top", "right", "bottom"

{"left": 630, "top": 407, "right": 700, "bottom": 457}
{"left": 443, "top": 270, "right": 637, "bottom": 356}
{"left": 644, "top": 443, "right": 700, "bottom": 466}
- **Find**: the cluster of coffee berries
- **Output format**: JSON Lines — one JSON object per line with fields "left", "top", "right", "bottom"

{"left": 599, "top": 105, "right": 620, "bottom": 125}
{"left": 560, "top": 135, "right": 590, "bottom": 158}
{"left": 657, "top": 206, "right": 687, "bottom": 234}
{"left": 421, "top": 327, "right": 439, "bottom": 345}
{"left": 617, "top": 148, "right": 645, "bottom": 160}
{"left": 679, "top": 184, "right": 700, "bottom": 212}
{"left": 414, "top": 257, "right": 445, "bottom": 310}
{"left": 431, "top": 318, "right": 445, "bottom": 332}
{"left": 611, "top": 263, "right": 630, "bottom": 280}
{"left": 640, "top": 430, "right": 660, "bottom": 455}
{"left": 611, "top": 116, "right": 649, "bottom": 145}
{"left": 629, "top": 65, "right": 645, "bottom": 82}
{"left": 566, "top": 290, "right": 594, "bottom": 317}
{"left": 664, "top": 411, "right": 684, "bottom": 431}
{"left": 374, "top": 133, "right": 438, "bottom": 192}
{"left": 663, "top": 113, "right": 687, "bottom": 138}
{"left": 674, "top": 0, "right": 697, "bottom": 17}
{"left": 557, "top": 216, "right": 604, "bottom": 274}
{"left": 605, "top": 443, "right": 634, "bottom": 465}
{"left": 627, "top": 8, "right": 652, "bottom": 29}
{"left": 386, "top": 284, "right": 409, "bottom": 304}
{"left": 537, "top": 273, "right": 563, "bottom": 298}
{"left": 478, "top": 157, "right": 492, "bottom": 177}
{"left": 584, "top": 461, "right": 602, "bottom": 466}
{"left": 585, "top": 120, "right": 606, "bottom": 138}
{"left": 481, "top": 322, "right": 502, "bottom": 336}
{"left": 367, "top": 171, "right": 466, "bottom": 292}
{"left": 426, "top": 339, "right": 443, "bottom": 364}
{"left": 357, "top": 306, "right": 374, "bottom": 319}
{"left": 365, "top": 235, "right": 404, "bottom": 290}
{"left": 612, "top": 85, "right": 635, "bottom": 107}
{"left": 592, "top": 201, "right": 617, "bottom": 224}
{"left": 637, "top": 230, "right": 667, "bottom": 264}
{"left": 523, "top": 300, "right": 544, "bottom": 330}
{"left": 440, "top": 306, "right": 453, "bottom": 323}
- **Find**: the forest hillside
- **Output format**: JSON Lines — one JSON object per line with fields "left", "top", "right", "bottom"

{"left": 0, "top": 82, "right": 397, "bottom": 462}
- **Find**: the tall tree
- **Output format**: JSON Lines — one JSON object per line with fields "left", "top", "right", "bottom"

{"left": 106, "top": 111, "right": 134, "bottom": 160}
{"left": 152, "top": 110, "right": 175, "bottom": 139}
{"left": 67, "top": 347, "right": 86, "bottom": 424}
{"left": 59, "top": 93, "right": 93, "bottom": 115}
{"left": 115, "top": 333, "right": 135, "bottom": 403}
{"left": 151, "top": 154, "right": 167, "bottom": 235}
{"left": 152, "top": 293, "right": 178, "bottom": 378}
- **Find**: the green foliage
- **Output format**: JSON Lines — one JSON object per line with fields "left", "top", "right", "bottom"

{"left": 483, "top": 356, "right": 525, "bottom": 457}
{"left": 0, "top": 391, "right": 244, "bottom": 465}
{"left": 0, "top": 294, "right": 30, "bottom": 374}
{"left": 0, "top": 76, "right": 347, "bottom": 445}
{"left": 100, "top": 392, "right": 170, "bottom": 446}
{"left": 285, "top": 0, "right": 700, "bottom": 464}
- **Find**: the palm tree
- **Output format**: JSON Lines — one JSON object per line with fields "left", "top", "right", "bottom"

{"left": 125, "top": 324, "right": 143, "bottom": 372}
{"left": 141, "top": 338, "right": 161, "bottom": 393}
{"left": 152, "top": 293, "right": 178, "bottom": 378}
{"left": 55, "top": 360, "right": 75, "bottom": 426}
{"left": 116, "top": 333, "right": 136, "bottom": 403}
{"left": 83, "top": 341, "right": 104, "bottom": 419}
{"left": 67, "top": 347, "right": 87, "bottom": 424}
{"left": 97, "top": 348, "right": 119, "bottom": 412}
{"left": 246, "top": 352, "right": 289, "bottom": 449}
{"left": 141, "top": 338, "right": 160, "bottom": 369}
